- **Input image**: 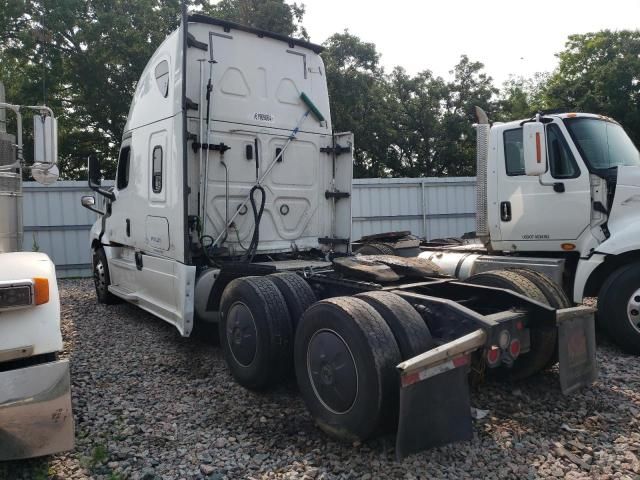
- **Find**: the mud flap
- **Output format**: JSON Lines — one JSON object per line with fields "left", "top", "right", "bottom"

{"left": 556, "top": 306, "right": 598, "bottom": 395}
{"left": 396, "top": 355, "right": 473, "bottom": 460}
{"left": 394, "top": 329, "right": 487, "bottom": 460}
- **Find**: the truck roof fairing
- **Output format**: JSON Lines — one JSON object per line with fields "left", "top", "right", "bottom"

{"left": 187, "top": 14, "right": 324, "bottom": 54}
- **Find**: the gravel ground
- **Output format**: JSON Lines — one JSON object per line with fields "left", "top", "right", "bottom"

{"left": 2, "top": 280, "right": 640, "bottom": 480}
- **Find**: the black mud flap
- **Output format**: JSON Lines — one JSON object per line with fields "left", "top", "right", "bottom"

{"left": 395, "top": 354, "right": 473, "bottom": 460}
{"left": 557, "top": 306, "right": 598, "bottom": 395}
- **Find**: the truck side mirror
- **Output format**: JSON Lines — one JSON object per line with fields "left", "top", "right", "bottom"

{"left": 88, "top": 154, "right": 101, "bottom": 187}
{"left": 81, "top": 194, "right": 105, "bottom": 214}
{"left": 33, "top": 114, "right": 57, "bottom": 164}
{"left": 87, "top": 154, "right": 116, "bottom": 201}
{"left": 523, "top": 122, "right": 547, "bottom": 176}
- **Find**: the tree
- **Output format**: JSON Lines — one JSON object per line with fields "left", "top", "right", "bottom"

{"left": 542, "top": 30, "right": 640, "bottom": 146}
{"left": 322, "top": 31, "right": 392, "bottom": 177}
{"left": 0, "top": 0, "right": 307, "bottom": 179}
{"left": 210, "top": 0, "right": 307, "bottom": 39}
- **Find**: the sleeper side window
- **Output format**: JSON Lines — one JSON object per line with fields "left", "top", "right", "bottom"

{"left": 547, "top": 124, "right": 579, "bottom": 179}
{"left": 152, "top": 146, "right": 163, "bottom": 193}
{"left": 116, "top": 146, "right": 131, "bottom": 190}
{"left": 504, "top": 128, "right": 525, "bottom": 176}
{"left": 155, "top": 60, "right": 169, "bottom": 98}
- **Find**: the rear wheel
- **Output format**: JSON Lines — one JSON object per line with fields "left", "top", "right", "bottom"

{"left": 464, "top": 270, "right": 556, "bottom": 380}
{"left": 510, "top": 269, "right": 571, "bottom": 309}
{"left": 219, "top": 276, "right": 293, "bottom": 390}
{"left": 294, "top": 297, "right": 401, "bottom": 441}
{"left": 355, "top": 291, "right": 434, "bottom": 359}
{"left": 267, "top": 272, "right": 317, "bottom": 331}
{"left": 354, "top": 242, "right": 395, "bottom": 256}
{"left": 598, "top": 263, "right": 640, "bottom": 354}
{"left": 92, "top": 247, "right": 120, "bottom": 304}
{"left": 508, "top": 269, "right": 571, "bottom": 369}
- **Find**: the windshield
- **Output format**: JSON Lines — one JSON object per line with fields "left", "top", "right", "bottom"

{"left": 563, "top": 117, "right": 640, "bottom": 171}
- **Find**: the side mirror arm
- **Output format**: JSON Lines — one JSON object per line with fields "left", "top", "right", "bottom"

{"left": 87, "top": 155, "right": 116, "bottom": 201}
{"left": 89, "top": 179, "right": 116, "bottom": 201}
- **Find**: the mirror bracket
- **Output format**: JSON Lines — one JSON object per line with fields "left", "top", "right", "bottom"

{"left": 87, "top": 154, "right": 116, "bottom": 201}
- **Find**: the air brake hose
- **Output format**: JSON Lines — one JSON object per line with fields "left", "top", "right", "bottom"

{"left": 243, "top": 184, "right": 266, "bottom": 262}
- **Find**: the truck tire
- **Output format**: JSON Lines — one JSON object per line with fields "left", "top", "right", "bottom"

{"left": 510, "top": 268, "right": 571, "bottom": 309}
{"left": 267, "top": 272, "right": 317, "bottom": 331}
{"left": 598, "top": 263, "right": 640, "bottom": 354}
{"left": 219, "top": 276, "right": 293, "bottom": 390}
{"left": 354, "top": 242, "right": 395, "bottom": 256}
{"left": 294, "top": 297, "right": 401, "bottom": 441}
{"left": 509, "top": 269, "right": 571, "bottom": 369}
{"left": 92, "top": 247, "right": 120, "bottom": 304}
{"left": 355, "top": 291, "right": 434, "bottom": 359}
{"left": 464, "top": 270, "right": 556, "bottom": 380}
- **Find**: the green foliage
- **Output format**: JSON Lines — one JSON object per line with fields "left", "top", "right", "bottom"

{"left": 0, "top": 0, "right": 304, "bottom": 180}
{"left": 323, "top": 31, "right": 497, "bottom": 177}
{"left": 210, "top": 0, "right": 307, "bottom": 39}
{"left": 542, "top": 30, "right": 640, "bottom": 146}
{"left": 2, "top": 1, "right": 639, "bottom": 181}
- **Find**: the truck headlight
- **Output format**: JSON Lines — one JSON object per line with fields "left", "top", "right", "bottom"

{"left": 0, "top": 278, "right": 49, "bottom": 310}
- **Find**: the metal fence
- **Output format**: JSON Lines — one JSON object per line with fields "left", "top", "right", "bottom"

{"left": 351, "top": 177, "right": 476, "bottom": 241}
{"left": 22, "top": 181, "right": 101, "bottom": 278}
{"left": 22, "top": 177, "right": 477, "bottom": 278}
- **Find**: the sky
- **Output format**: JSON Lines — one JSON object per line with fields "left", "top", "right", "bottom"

{"left": 301, "top": 0, "right": 640, "bottom": 85}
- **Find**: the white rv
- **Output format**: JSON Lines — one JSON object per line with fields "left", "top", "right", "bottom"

{"left": 83, "top": 12, "right": 597, "bottom": 457}
{"left": 0, "top": 84, "right": 74, "bottom": 460}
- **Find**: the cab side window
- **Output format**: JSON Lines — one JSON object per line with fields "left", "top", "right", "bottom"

{"left": 155, "top": 60, "right": 169, "bottom": 98}
{"left": 547, "top": 124, "right": 579, "bottom": 178}
{"left": 117, "top": 146, "right": 131, "bottom": 190}
{"left": 504, "top": 128, "right": 525, "bottom": 176}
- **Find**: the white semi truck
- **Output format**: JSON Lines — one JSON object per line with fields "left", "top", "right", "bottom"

{"left": 0, "top": 83, "right": 74, "bottom": 460}
{"left": 81, "top": 9, "right": 597, "bottom": 458}
{"left": 359, "top": 107, "right": 640, "bottom": 354}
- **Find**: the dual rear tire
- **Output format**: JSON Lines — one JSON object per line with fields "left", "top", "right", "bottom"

{"left": 219, "top": 275, "right": 433, "bottom": 441}
{"left": 218, "top": 273, "right": 317, "bottom": 390}
{"left": 294, "top": 293, "right": 433, "bottom": 441}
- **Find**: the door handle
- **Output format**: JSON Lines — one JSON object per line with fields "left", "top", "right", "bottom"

{"left": 126, "top": 218, "right": 131, "bottom": 237}
{"left": 500, "top": 201, "right": 512, "bottom": 222}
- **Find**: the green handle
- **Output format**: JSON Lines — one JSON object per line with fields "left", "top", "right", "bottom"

{"left": 300, "top": 92, "right": 325, "bottom": 123}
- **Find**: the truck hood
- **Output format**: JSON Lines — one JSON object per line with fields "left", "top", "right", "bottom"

{"left": 0, "top": 251, "right": 63, "bottom": 356}
{"left": 0, "top": 252, "right": 56, "bottom": 282}
{"left": 596, "top": 166, "right": 640, "bottom": 255}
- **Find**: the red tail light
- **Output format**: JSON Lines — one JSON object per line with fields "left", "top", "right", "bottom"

{"left": 509, "top": 339, "right": 521, "bottom": 359}
{"left": 486, "top": 346, "right": 500, "bottom": 366}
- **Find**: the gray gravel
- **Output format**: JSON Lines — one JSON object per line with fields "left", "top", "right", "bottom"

{"left": 2, "top": 280, "right": 640, "bottom": 479}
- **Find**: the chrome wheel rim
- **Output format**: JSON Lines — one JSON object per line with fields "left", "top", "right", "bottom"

{"left": 627, "top": 288, "right": 640, "bottom": 334}
{"left": 94, "top": 257, "right": 107, "bottom": 293}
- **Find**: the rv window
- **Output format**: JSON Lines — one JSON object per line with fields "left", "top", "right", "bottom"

{"left": 116, "top": 146, "right": 131, "bottom": 190}
{"left": 503, "top": 128, "right": 525, "bottom": 176}
{"left": 155, "top": 60, "right": 169, "bottom": 98}
{"left": 152, "top": 146, "right": 163, "bottom": 193}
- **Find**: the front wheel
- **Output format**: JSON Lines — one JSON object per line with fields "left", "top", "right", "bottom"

{"left": 598, "top": 263, "right": 640, "bottom": 354}
{"left": 92, "top": 248, "right": 120, "bottom": 304}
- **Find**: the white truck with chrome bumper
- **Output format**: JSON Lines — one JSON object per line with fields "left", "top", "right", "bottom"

{"left": 0, "top": 252, "right": 74, "bottom": 460}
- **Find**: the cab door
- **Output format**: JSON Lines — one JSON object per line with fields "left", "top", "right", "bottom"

{"left": 495, "top": 120, "right": 590, "bottom": 249}
{"left": 105, "top": 139, "right": 138, "bottom": 291}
